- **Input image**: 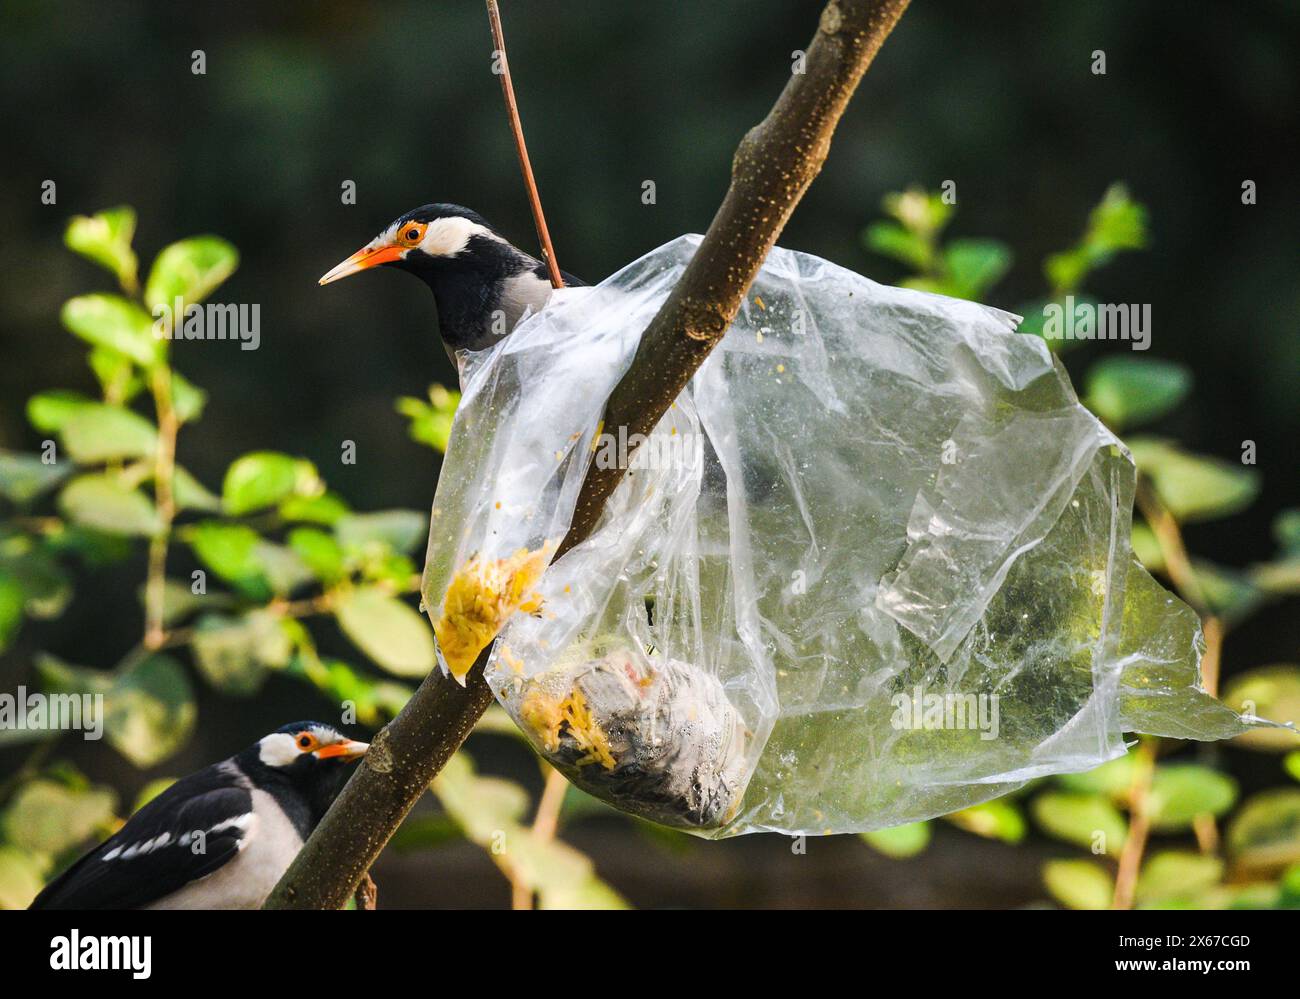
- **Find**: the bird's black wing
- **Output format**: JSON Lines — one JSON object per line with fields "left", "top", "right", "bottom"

{"left": 29, "top": 762, "right": 253, "bottom": 910}
{"left": 531, "top": 260, "right": 587, "bottom": 288}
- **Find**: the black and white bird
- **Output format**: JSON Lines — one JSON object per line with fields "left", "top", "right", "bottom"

{"left": 29, "top": 721, "right": 367, "bottom": 910}
{"left": 319, "top": 203, "right": 585, "bottom": 360}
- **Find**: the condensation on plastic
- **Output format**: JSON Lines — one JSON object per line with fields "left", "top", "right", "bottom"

{"left": 422, "top": 234, "right": 1254, "bottom": 837}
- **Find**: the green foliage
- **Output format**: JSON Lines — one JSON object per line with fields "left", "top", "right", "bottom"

{"left": 0, "top": 206, "right": 621, "bottom": 909}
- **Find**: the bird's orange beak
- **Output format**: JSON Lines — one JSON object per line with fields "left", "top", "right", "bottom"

{"left": 314, "top": 737, "right": 369, "bottom": 761}
{"left": 318, "top": 243, "right": 404, "bottom": 285}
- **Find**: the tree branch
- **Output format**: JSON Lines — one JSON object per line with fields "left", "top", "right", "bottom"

{"left": 265, "top": 0, "right": 910, "bottom": 909}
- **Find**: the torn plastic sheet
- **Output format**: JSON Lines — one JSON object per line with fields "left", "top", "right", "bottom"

{"left": 422, "top": 234, "right": 1258, "bottom": 837}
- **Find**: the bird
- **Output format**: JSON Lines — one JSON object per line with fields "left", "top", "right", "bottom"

{"left": 319, "top": 203, "right": 585, "bottom": 362}
{"left": 28, "top": 721, "right": 367, "bottom": 910}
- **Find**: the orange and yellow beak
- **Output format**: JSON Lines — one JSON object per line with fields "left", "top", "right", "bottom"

{"left": 318, "top": 243, "right": 404, "bottom": 286}
{"left": 313, "top": 737, "right": 369, "bottom": 761}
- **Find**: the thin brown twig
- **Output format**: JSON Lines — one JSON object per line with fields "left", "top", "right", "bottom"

{"left": 531, "top": 765, "right": 568, "bottom": 843}
{"left": 1112, "top": 736, "right": 1157, "bottom": 910}
{"left": 1135, "top": 476, "right": 1208, "bottom": 612}
{"left": 486, "top": 0, "right": 564, "bottom": 289}
{"left": 143, "top": 365, "right": 180, "bottom": 651}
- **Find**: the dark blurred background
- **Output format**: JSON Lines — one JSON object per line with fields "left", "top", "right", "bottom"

{"left": 1, "top": 0, "right": 1296, "bottom": 907}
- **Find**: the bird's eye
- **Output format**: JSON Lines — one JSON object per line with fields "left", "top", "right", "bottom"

{"left": 405, "top": 228, "right": 421, "bottom": 242}
{"left": 297, "top": 733, "right": 317, "bottom": 751}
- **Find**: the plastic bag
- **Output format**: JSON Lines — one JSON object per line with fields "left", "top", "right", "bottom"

{"left": 422, "top": 234, "right": 1257, "bottom": 837}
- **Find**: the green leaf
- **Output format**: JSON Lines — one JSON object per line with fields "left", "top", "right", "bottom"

{"left": 863, "top": 221, "right": 932, "bottom": 271}
{"left": 222, "top": 451, "right": 311, "bottom": 515}
{"left": 1147, "top": 764, "right": 1237, "bottom": 832}
{"left": 882, "top": 187, "right": 952, "bottom": 238}
{"left": 1136, "top": 851, "right": 1224, "bottom": 904}
{"left": 1086, "top": 183, "right": 1148, "bottom": 256}
{"left": 105, "top": 654, "right": 196, "bottom": 767}
{"left": 335, "top": 510, "right": 427, "bottom": 555}
{"left": 134, "top": 577, "right": 230, "bottom": 627}
{"left": 187, "top": 521, "right": 295, "bottom": 598}
{"left": 283, "top": 655, "right": 411, "bottom": 727}
{"left": 26, "top": 390, "right": 96, "bottom": 433}
{"left": 133, "top": 778, "right": 176, "bottom": 813}
{"left": 0, "top": 450, "right": 70, "bottom": 505}
{"left": 861, "top": 821, "right": 931, "bottom": 858}
{"left": 0, "top": 540, "right": 72, "bottom": 620}
{"left": 943, "top": 239, "right": 1011, "bottom": 299}
{"left": 60, "top": 403, "right": 158, "bottom": 463}
{"left": 0, "top": 845, "right": 49, "bottom": 910}
{"left": 1042, "top": 859, "right": 1113, "bottom": 910}
{"left": 1222, "top": 664, "right": 1300, "bottom": 752}
{"left": 58, "top": 474, "right": 160, "bottom": 536}
{"left": 189, "top": 520, "right": 261, "bottom": 582}
{"left": 144, "top": 236, "right": 239, "bottom": 312}
{"left": 334, "top": 585, "right": 436, "bottom": 676}
{"left": 252, "top": 541, "right": 314, "bottom": 595}
{"left": 2, "top": 779, "right": 116, "bottom": 856}
{"left": 0, "top": 571, "right": 23, "bottom": 652}
{"left": 1190, "top": 560, "right": 1264, "bottom": 624}
{"left": 1129, "top": 522, "right": 1165, "bottom": 573}
{"left": 279, "top": 491, "right": 351, "bottom": 525}
{"left": 288, "top": 527, "right": 346, "bottom": 583}
{"left": 944, "top": 798, "right": 1026, "bottom": 843}
{"left": 60, "top": 294, "right": 160, "bottom": 367}
{"left": 431, "top": 753, "right": 627, "bottom": 910}
{"left": 171, "top": 465, "right": 222, "bottom": 513}
{"left": 1127, "top": 438, "right": 1260, "bottom": 523}
{"left": 86, "top": 346, "right": 143, "bottom": 402}
{"left": 191, "top": 611, "right": 291, "bottom": 695}
{"left": 169, "top": 371, "right": 208, "bottom": 423}
{"left": 1285, "top": 752, "right": 1300, "bottom": 783}
{"left": 64, "top": 206, "right": 138, "bottom": 292}
{"left": 397, "top": 385, "right": 460, "bottom": 453}
{"left": 1044, "top": 184, "right": 1148, "bottom": 294}
{"left": 1084, "top": 356, "right": 1192, "bottom": 431}
{"left": 1274, "top": 510, "right": 1300, "bottom": 557}
{"left": 1057, "top": 755, "right": 1137, "bottom": 798}
{"left": 1226, "top": 789, "right": 1300, "bottom": 876}
{"left": 1031, "top": 792, "right": 1127, "bottom": 855}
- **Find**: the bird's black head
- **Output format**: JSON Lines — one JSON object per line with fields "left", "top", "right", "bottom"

{"left": 319, "top": 203, "right": 551, "bottom": 353}
{"left": 319, "top": 203, "right": 517, "bottom": 287}
{"left": 236, "top": 721, "right": 368, "bottom": 821}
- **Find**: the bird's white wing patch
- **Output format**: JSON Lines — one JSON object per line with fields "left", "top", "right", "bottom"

{"left": 143, "top": 790, "right": 301, "bottom": 910}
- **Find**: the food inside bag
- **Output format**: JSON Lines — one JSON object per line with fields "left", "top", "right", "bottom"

{"left": 423, "top": 234, "right": 1262, "bottom": 837}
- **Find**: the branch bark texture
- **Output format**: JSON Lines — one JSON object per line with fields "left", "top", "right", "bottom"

{"left": 266, "top": 0, "right": 910, "bottom": 909}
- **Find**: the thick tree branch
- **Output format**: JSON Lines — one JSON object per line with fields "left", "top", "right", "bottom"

{"left": 265, "top": 0, "right": 910, "bottom": 909}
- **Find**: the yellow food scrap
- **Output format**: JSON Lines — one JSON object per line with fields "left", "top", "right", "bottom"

{"left": 559, "top": 688, "right": 616, "bottom": 771}
{"left": 521, "top": 688, "right": 564, "bottom": 753}
{"left": 434, "top": 545, "right": 549, "bottom": 683}
{"left": 519, "top": 685, "right": 617, "bottom": 771}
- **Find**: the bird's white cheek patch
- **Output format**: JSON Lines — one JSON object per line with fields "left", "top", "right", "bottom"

{"left": 418, "top": 217, "right": 499, "bottom": 257}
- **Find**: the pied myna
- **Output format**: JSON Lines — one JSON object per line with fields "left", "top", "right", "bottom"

{"left": 29, "top": 722, "right": 367, "bottom": 910}
{"left": 319, "top": 203, "right": 586, "bottom": 361}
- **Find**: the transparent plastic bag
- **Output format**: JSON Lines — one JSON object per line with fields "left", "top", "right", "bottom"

{"left": 423, "top": 234, "right": 1257, "bottom": 837}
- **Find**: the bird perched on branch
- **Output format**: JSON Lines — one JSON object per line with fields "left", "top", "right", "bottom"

{"left": 319, "top": 203, "right": 584, "bottom": 361}
{"left": 29, "top": 722, "right": 367, "bottom": 910}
